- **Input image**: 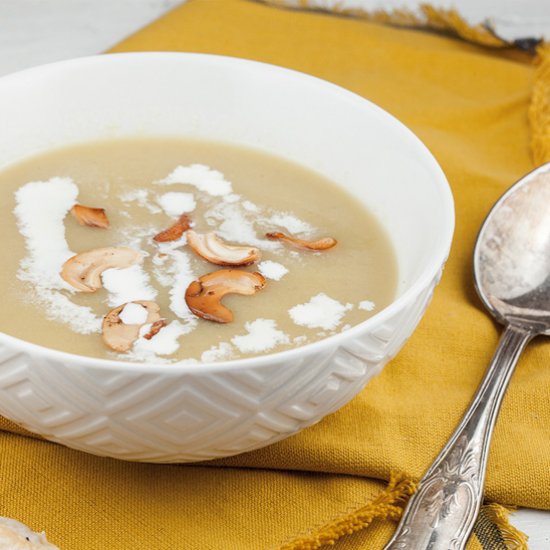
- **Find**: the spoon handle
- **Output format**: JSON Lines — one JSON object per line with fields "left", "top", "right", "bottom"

{"left": 384, "top": 324, "right": 533, "bottom": 550}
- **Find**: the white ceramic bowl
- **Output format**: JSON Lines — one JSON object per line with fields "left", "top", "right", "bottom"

{"left": 0, "top": 53, "right": 453, "bottom": 463}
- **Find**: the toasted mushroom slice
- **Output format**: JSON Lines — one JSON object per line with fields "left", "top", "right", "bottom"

{"left": 143, "top": 319, "right": 168, "bottom": 340}
{"left": 70, "top": 203, "right": 110, "bottom": 228}
{"left": 102, "top": 301, "right": 161, "bottom": 352}
{"left": 61, "top": 247, "right": 142, "bottom": 292}
{"left": 187, "top": 230, "right": 261, "bottom": 266}
{"left": 153, "top": 214, "right": 191, "bottom": 242}
{"left": 265, "top": 231, "right": 337, "bottom": 251}
{"left": 185, "top": 270, "right": 266, "bottom": 323}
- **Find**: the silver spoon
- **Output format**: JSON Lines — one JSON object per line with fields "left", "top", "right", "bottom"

{"left": 384, "top": 162, "right": 550, "bottom": 550}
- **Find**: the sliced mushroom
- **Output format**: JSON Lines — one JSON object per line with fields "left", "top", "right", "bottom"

{"left": 185, "top": 270, "right": 266, "bottom": 323}
{"left": 153, "top": 214, "right": 191, "bottom": 242}
{"left": 265, "top": 231, "right": 337, "bottom": 251}
{"left": 61, "top": 247, "right": 142, "bottom": 292}
{"left": 70, "top": 203, "right": 110, "bottom": 228}
{"left": 102, "top": 301, "right": 161, "bottom": 352}
{"left": 143, "top": 319, "right": 167, "bottom": 340}
{"left": 187, "top": 230, "right": 261, "bottom": 266}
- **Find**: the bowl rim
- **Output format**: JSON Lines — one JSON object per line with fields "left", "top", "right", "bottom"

{"left": 0, "top": 51, "right": 455, "bottom": 374}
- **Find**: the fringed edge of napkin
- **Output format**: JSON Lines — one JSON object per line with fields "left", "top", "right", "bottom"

{"left": 261, "top": 1, "right": 512, "bottom": 48}
{"left": 474, "top": 504, "right": 529, "bottom": 550}
{"left": 276, "top": 472, "right": 416, "bottom": 549}
{"left": 276, "top": 473, "right": 528, "bottom": 549}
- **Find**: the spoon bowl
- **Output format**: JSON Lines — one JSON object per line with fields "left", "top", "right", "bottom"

{"left": 386, "top": 162, "right": 550, "bottom": 549}
{"left": 475, "top": 163, "right": 550, "bottom": 331}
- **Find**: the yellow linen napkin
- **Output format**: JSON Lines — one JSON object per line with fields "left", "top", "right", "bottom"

{"left": 0, "top": 0, "right": 548, "bottom": 548}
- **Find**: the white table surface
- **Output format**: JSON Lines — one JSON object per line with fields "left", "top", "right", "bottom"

{"left": 0, "top": 1, "right": 548, "bottom": 548}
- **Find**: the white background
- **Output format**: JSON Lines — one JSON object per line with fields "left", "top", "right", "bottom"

{"left": 0, "top": 0, "right": 548, "bottom": 547}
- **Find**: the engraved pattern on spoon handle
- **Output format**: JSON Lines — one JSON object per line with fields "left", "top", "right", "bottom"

{"left": 384, "top": 324, "right": 533, "bottom": 550}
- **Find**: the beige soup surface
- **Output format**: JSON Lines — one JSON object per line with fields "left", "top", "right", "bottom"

{"left": 0, "top": 139, "right": 397, "bottom": 363}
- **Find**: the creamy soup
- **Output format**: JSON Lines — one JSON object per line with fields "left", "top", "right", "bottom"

{"left": 0, "top": 139, "right": 397, "bottom": 363}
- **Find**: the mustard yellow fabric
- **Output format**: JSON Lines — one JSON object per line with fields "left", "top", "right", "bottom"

{"left": 0, "top": 1, "right": 548, "bottom": 548}
{"left": 530, "top": 42, "right": 550, "bottom": 164}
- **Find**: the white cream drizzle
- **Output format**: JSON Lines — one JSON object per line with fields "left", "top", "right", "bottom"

{"left": 13, "top": 177, "right": 102, "bottom": 334}
{"left": 201, "top": 342, "right": 235, "bottom": 363}
{"left": 266, "top": 212, "right": 314, "bottom": 235}
{"left": 242, "top": 200, "right": 259, "bottom": 212}
{"left": 102, "top": 264, "right": 157, "bottom": 308}
{"left": 289, "top": 293, "right": 353, "bottom": 331}
{"left": 119, "top": 189, "right": 161, "bottom": 214}
{"left": 358, "top": 300, "right": 376, "bottom": 311}
{"left": 156, "top": 164, "right": 233, "bottom": 196}
{"left": 14, "top": 177, "right": 77, "bottom": 289}
{"left": 119, "top": 302, "right": 149, "bottom": 325}
{"left": 258, "top": 260, "right": 289, "bottom": 281}
{"left": 134, "top": 320, "right": 186, "bottom": 356}
{"left": 231, "top": 319, "right": 290, "bottom": 354}
{"left": 204, "top": 202, "right": 281, "bottom": 251}
{"left": 40, "top": 291, "right": 101, "bottom": 334}
{"left": 156, "top": 192, "right": 196, "bottom": 217}
{"left": 150, "top": 246, "right": 200, "bottom": 343}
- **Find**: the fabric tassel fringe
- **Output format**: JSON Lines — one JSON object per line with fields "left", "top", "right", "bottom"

{"left": 277, "top": 472, "right": 416, "bottom": 549}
